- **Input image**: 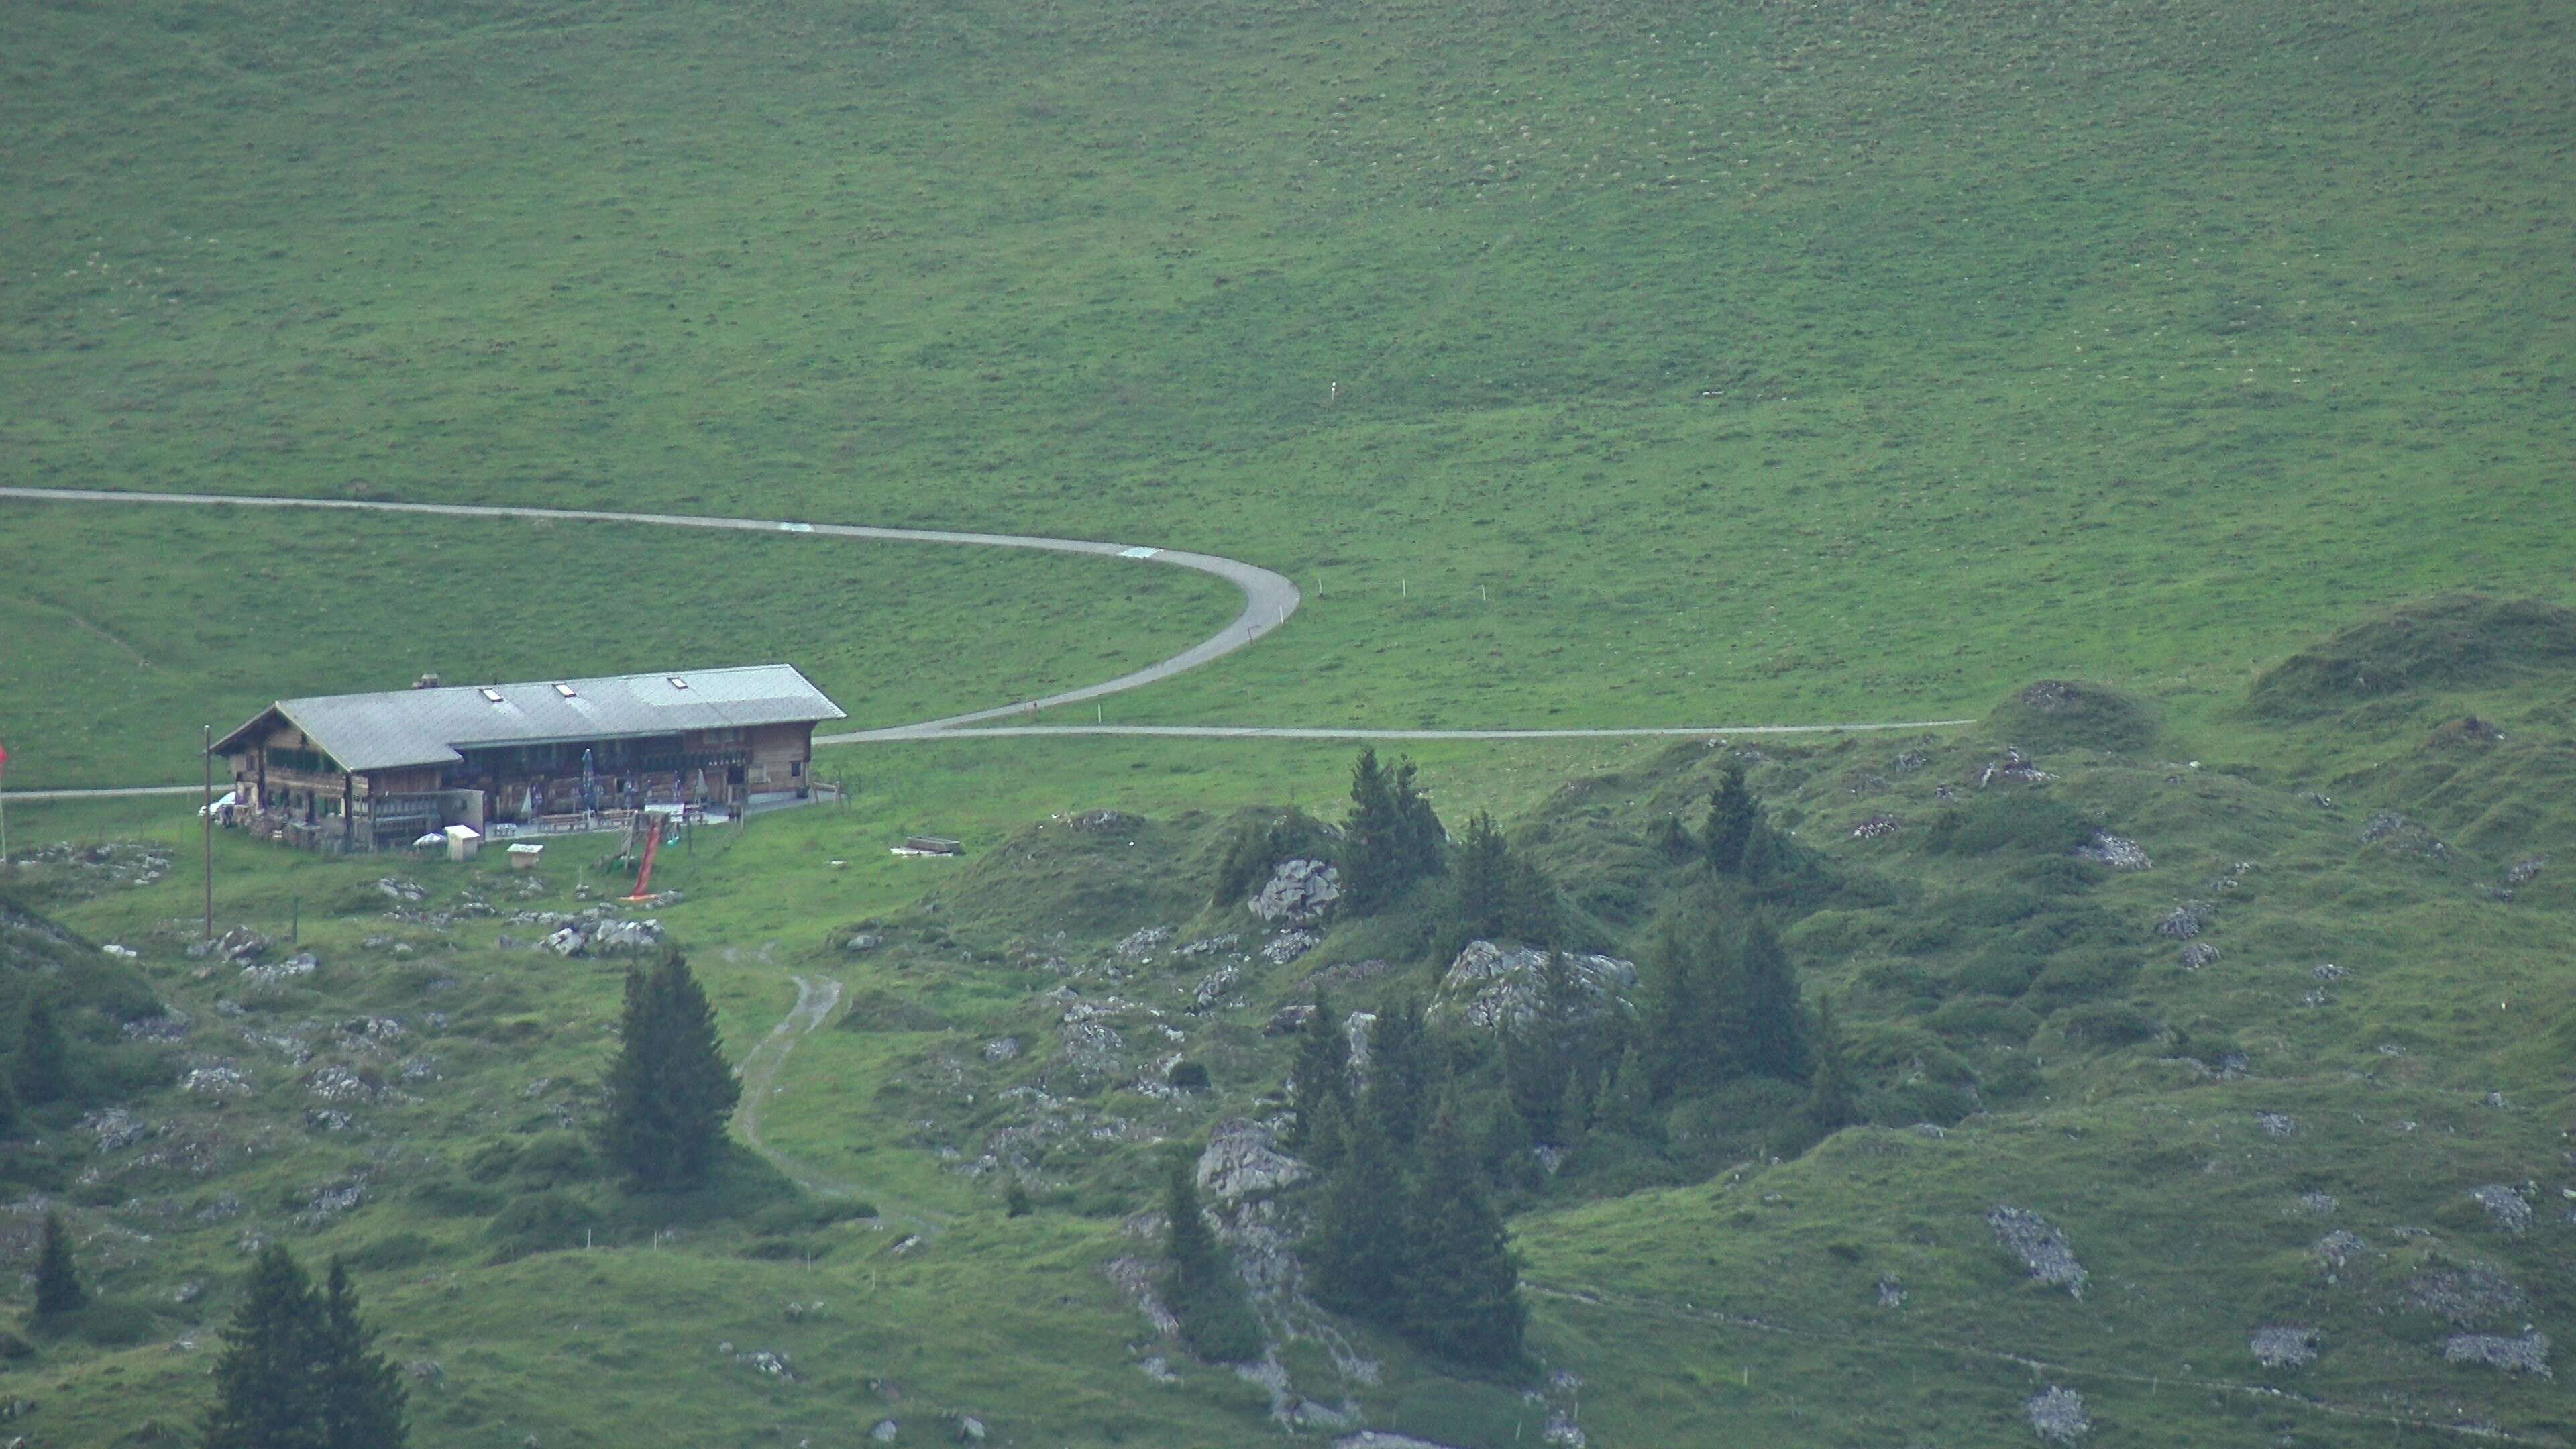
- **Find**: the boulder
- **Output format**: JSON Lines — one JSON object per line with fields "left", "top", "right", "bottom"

{"left": 1248, "top": 859, "right": 1340, "bottom": 926}
{"left": 1196, "top": 1119, "right": 1307, "bottom": 1203}
{"left": 1432, "top": 941, "right": 1638, "bottom": 1030}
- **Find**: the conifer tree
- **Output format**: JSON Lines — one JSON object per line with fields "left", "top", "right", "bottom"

{"left": 1163, "top": 1151, "right": 1262, "bottom": 1362}
{"left": 1390, "top": 758, "right": 1448, "bottom": 888}
{"left": 204, "top": 1245, "right": 325, "bottom": 1449}
{"left": 33, "top": 1210, "right": 83, "bottom": 1316}
{"left": 0, "top": 1072, "right": 19, "bottom": 1140}
{"left": 1342, "top": 747, "right": 1403, "bottom": 914}
{"left": 1395, "top": 1110, "right": 1527, "bottom": 1366}
{"left": 12, "top": 998, "right": 69, "bottom": 1106}
{"left": 1802, "top": 997, "right": 1859, "bottom": 1142}
{"left": 1309, "top": 1108, "right": 1407, "bottom": 1318}
{"left": 1304, "top": 1089, "right": 1352, "bottom": 1175}
{"left": 1454, "top": 811, "right": 1513, "bottom": 941}
{"left": 1703, "top": 764, "right": 1756, "bottom": 876}
{"left": 1737, "top": 816, "right": 1782, "bottom": 884}
{"left": 317, "top": 1258, "right": 407, "bottom": 1449}
{"left": 1722, "top": 916, "right": 1808, "bottom": 1083}
{"left": 1285, "top": 988, "right": 1352, "bottom": 1155}
{"left": 599, "top": 950, "right": 741, "bottom": 1190}
{"left": 1643, "top": 907, "right": 1726, "bottom": 1097}
{"left": 1362, "top": 996, "right": 1432, "bottom": 1149}
{"left": 1602, "top": 1045, "right": 1660, "bottom": 1142}
{"left": 1550, "top": 1068, "right": 1591, "bottom": 1154}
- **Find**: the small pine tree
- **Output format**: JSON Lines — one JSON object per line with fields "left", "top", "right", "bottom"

{"left": 203, "top": 1244, "right": 325, "bottom": 1449}
{"left": 1309, "top": 1108, "right": 1408, "bottom": 1318}
{"left": 1550, "top": 1067, "right": 1591, "bottom": 1153}
{"left": 1391, "top": 758, "right": 1448, "bottom": 888}
{"left": 1362, "top": 996, "right": 1432, "bottom": 1149}
{"left": 1737, "top": 816, "right": 1782, "bottom": 884}
{"left": 1163, "top": 1152, "right": 1262, "bottom": 1362}
{"left": 1703, "top": 764, "right": 1756, "bottom": 876}
{"left": 317, "top": 1259, "right": 407, "bottom": 1449}
{"left": 1503, "top": 854, "right": 1560, "bottom": 947}
{"left": 1284, "top": 988, "right": 1352, "bottom": 1155}
{"left": 1802, "top": 997, "right": 1859, "bottom": 1142}
{"left": 1602, "top": 1045, "right": 1660, "bottom": 1142}
{"left": 1454, "top": 811, "right": 1513, "bottom": 941}
{"left": 1004, "top": 1181, "right": 1034, "bottom": 1218}
{"left": 12, "top": 999, "right": 70, "bottom": 1106}
{"left": 1395, "top": 1110, "right": 1528, "bottom": 1366}
{"left": 599, "top": 951, "right": 742, "bottom": 1190}
{"left": 1643, "top": 906, "right": 1724, "bottom": 1097}
{"left": 0, "top": 1072, "right": 19, "bottom": 1140}
{"left": 1342, "top": 747, "right": 1403, "bottom": 914}
{"left": 1304, "top": 1089, "right": 1352, "bottom": 1175}
{"left": 33, "top": 1210, "right": 83, "bottom": 1316}
{"left": 1723, "top": 916, "right": 1808, "bottom": 1083}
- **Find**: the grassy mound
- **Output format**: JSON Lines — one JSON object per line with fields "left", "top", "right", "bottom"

{"left": 1986, "top": 680, "right": 2163, "bottom": 755}
{"left": 925, "top": 810, "right": 1231, "bottom": 945}
{"left": 2247, "top": 595, "right": 2576, "bottom": 720}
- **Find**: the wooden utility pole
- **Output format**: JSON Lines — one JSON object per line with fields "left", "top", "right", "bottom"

{"left": 202, "top": 723, "right": 214, "bottom": 943}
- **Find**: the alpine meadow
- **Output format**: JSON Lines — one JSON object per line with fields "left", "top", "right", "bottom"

{"left": 1, "top": 1, "right": 2571, "bottom": 1446}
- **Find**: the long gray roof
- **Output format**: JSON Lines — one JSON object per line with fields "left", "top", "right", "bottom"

{"left": 214, "top": 665, "right": 847, "bottom": 772}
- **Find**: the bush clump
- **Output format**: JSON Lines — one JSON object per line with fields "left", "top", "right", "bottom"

{"left": 1925, "top": 794, "right": 2096, "bottom": 857}
{"left": 1988, "top": 680, "right": 2163, "bottom": 754}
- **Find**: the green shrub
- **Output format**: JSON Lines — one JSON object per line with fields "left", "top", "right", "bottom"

{"left": 485, "top": 1191, "right": 603, "bottom": 1260}
{"left": 2012, "top": 855, "right": 2109, "bottom": 894}
{"left": 1925, "top": 794, "right": 2095, "bottom": 857}
{"left": 1928, "top": 996, "right": 2041, "bottom": 1042}
{"left": 512, "top": 1131, "right": 600, "bottom": 1189}
{"left": 1955, "top": 949, "right": 2045, "bottom": 998}
{"left": 342, "top": 1232, "right": 437, "bottom": 1272}
{"left": 1987, "top": 680, "right": 2163, "bottom": 754}
{"left": 750, "top": 1197, "right": 879, "bottom": 1235}
{"left": 2052, "top": 1002, "right": 2163, "bottom": 1047}
{"left": 1167, "top": 1059, "right": 1211, "bottom": 1092}
{"left": 412, "top": 1179, "right": 508, "bottom": 1218}
{"left": 0, "top": 1330, "right": 32, "bottom": 1360}
{"left": 2029, "top": 954, "right": 2140, "bottom": 1007}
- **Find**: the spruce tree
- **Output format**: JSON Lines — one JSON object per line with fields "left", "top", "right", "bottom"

{"left": 1395, "top": 1110, "right": 1527, "bottom": 1366}
{"left": 1454, "top": 811, "right": 1513, "bottom": 941}
{"left": 600, "top": 950, "right": 741, "bottom": 1190}
{"left": 13, "top": 999, "right": 69, "bottom": 1106}
{"left": 0, "top": 1072, "right": 19, "bottom": 1140}
{"left": 1723, "top": 916, "right": 1808, "bottom": 1083}
{"left": 1703, "top": 764, "right": 1756, "bottom": 876}
{"left": 204, "top": 1245, "right": 325, "bottom": 1449}
{"left": 1802, "top": 997, "right": 1859, "bottom": 1142}
{"left": 1362, "top": 996, "right": 1432, "bottom": 1149}
{"left": 1643, "top": 908, "right": 1724, "bottom": 1097}
{"left": 1550, "top": 1068, "right": 1591, "bottom": 1154}
{"left": 1162, "top": 1152, "right": 1262, "bottom": 1362}
{"left": 1304, "top": 1089, "right": 1351, "bottom": 1175}
{"left": 1602, "top": 1045, "right": 1660, "bottom": 1142}
{"left": 33, "top": 1210, "right": 83, "bottom": 1316}
{"left": 1503, "top": 855, "right": 1559, "bottom": 947}
{"left": 1285, "top": 989, "right": 1352, "bottom": 1155}
{"left": 1737, "top": 816, "right": 1782, "bottom": 884}
{"left": 1309, "top": 1108, "right": 1407, "bottom": 1318}
{"left": 317, "top": 1258, "right": 407, "bottom": 1449}
{"left": 1342, "top": 747, "right": 1403, "bottom": 914}
{"left": 1391, "top": 759, "right": 1448, "bottom": 888}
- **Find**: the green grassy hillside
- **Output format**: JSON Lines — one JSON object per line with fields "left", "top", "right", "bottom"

{"left": 7, "top": 600, "right": 2575, "bottom": 1446}
{"left": 4, "top": 0, "right": 2573, "bottom": 1442}
{"left": 5, "top": 0, "right": 2573, "bottom": 785}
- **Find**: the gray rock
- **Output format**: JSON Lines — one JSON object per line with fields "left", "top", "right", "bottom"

{"left": 1988, "top": 1205, "right": 2087, "bottom": 1298}
{"left": 2257, "top": 1112, "right": 2296, "bottom": 1140}
{"left": 2178, "top": 941, "right": 2220, "bottom": 971}
{"left": 981, "top": 1036, "right": 1021, "bottom": 1063}
{"left": 2023, "top": 1385, "right": 2090, "bottom": 1443}
{"left": 2406, "top": 1261, "right": 2526, "bottom": 1325}
{"left": 188, "top": 924, "right": 271, "bottom": 963}
{"left": 870, "top": 1421, "right": 900, "bottom": 1443}
{"left": 2249, "top": 1325, "right": 2319, "bottom": 1368}
{"left": 1196, "top": 1119, "right": 1307, "bottom": 1203}
{"left": 2471, "top": 1184, "right": 2532, "bottom": 1234}
{"left": 2443, "top": 1330, "right": 2551, "bottom": 1377}
{"left": 1114, "top": 926, "right": 1173, "bottom": 962}
{"left": 1249, "top": 859, "right": 1340, "bottom": 926}
{"left": 376, "top": 877, "right": 427, "bottom": 903}
{"left": 1261, "top": 929, "right": 1321, "bottom": 965}
{"left": 953, "top": 1415, "right": 987, "bottom": 1442}
{"left": 1876, "top": 1276, "right": 1905, "bottom": 1309}
{"left": 2153, "top": 906, "right": 2202, "bottom": 940}
{"left": 2074, "top": 831, "right": 2151, "bottom": 871}
{"left": 1432, "top": 941, "right": 1638, "bottom": 1030}
{"left": 2298, "top": 1191, "right": 2338, "bottom": 1216}
{"left": 845, "top": 933, "right": 883, "bottom": 953}
{"left": 586, "top": 918, "right": 665, "bottom": 953}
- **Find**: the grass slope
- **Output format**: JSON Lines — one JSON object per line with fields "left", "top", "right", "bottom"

{"left": 3, "top": 0, "right": 2572, "bottom": 780}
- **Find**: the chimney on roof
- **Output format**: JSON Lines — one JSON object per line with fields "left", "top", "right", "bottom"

{"left": 414, "top": 673, "right": 441, "bottom": 690}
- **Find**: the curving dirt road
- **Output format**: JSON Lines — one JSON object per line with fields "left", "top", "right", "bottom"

{"left": 0, "top": 484, "right": 1972, "bottom": 796}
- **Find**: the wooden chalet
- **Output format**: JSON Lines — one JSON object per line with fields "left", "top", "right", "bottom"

{"left": 211, "top": 665, "right": 846, "bottom": 853}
